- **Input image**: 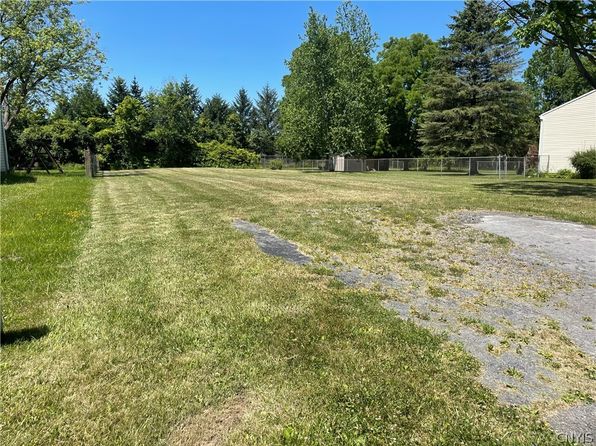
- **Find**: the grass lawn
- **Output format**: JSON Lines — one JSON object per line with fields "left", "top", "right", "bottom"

{"left": 1, "top": 168, "right": 594, "bottom": 445}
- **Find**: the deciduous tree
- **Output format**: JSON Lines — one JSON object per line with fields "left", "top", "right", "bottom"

{"left": 524, "top": 45, "right": 594, "bottom": 113}
{"left": 0, "top": 0, "right": 104, "bottom": 130}
{"left": 148, "top": 81, "right": 198, "bottom": 166}
{"left": 497, "top": 0, "right": 596, "bottom": 88}
{"left": 279, "top": 3, "right": 386, "bottom": 159}
{"left": 376, "top": 34, "right": 438, "bottom": 157}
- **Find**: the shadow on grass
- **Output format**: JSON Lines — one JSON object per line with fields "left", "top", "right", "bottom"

{"left": 0, "top": 172, "right": 37, "bottom": 185}
{"left": 476, "top": 181, "right": 596, "bottom": 197}
{"left": 1, "top": 325, "right": 49, "bottom": 345}
{"left": 100, "top": 170, "right": 148, "bottom": 177}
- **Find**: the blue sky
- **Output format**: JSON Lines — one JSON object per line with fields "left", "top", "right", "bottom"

{"left": 73, "top": 1, "right": 533, "bottom": 103}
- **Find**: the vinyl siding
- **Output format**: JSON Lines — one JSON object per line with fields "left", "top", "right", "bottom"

{"left": 538, "top": 90, "right": 596, "bottom": 172}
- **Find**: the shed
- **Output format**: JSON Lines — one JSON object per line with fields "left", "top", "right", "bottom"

{"left": 538, "top": 89, "right": 596, "bottom": 172}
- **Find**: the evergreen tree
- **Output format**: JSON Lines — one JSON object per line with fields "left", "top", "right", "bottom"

{"left": 179, "top": 75, "right": 202, "bottom": 117}
{"left": 197, "top": 94, "right": 231, "bottom": 143}
{"left": 250, "top": 85, "right": 280, "bottom": 154}
{"left": 232, "top": 88, "right": 253, "bottom": 148}
{"left": 419, "top": 0, "right": 533, "bottom": 162}
{"left": 130, "top": 76, "right": 145, "bottom": 105}
{"left": 107, "top": 76, "right": 130, "bottom": 113}
{"left": 55, "top": 83, "right": 108, "bottom": 122}
{"left": 201, "top": 94, "right": 230, "bottom": 124}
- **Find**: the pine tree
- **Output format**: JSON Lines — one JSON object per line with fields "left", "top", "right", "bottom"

{"left": 130, "top": 77, "right": 145, "bottom": 105}
{"left": 201, "top": 94, "right": 229, "bottom": 124}
{"left": 179, "top": 75, "right": 202, "bottom": 117}
{"left": 232, "top": 88, "right": 253, "bottom": 148}
{"left": 419, "top": 0, "right": 532, "bottom": 162}
{"left": 107, "top": 76, "right": 130, "bottom": 113}
{"left": 250, "top": 85, "right": 280, "bottom": 155}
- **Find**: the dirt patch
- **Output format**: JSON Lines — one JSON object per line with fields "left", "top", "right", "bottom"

{"left": 168, "top": 395, "right": 253, "bottom": 446}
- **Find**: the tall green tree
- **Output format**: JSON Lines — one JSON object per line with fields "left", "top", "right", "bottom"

{"left": 250, "top": 85, "right": 280, "bottom": 154}
{"left": 107, "top": 76, "right": 129, "bottom": 113}
{"left": 130, "top": 76, "right": 145, "bottom": 105}
{"left": 0, "top": 0, "right": 104, "bottom": 130}
{"left": 232, "top": 88, "right": 253, "bottom": 148}
{"left": 376, "top": 34, "right": 438, "bottom": 157}
{"left": 54, "top": 83, "right": 108, "bottom": 122}
{"left": 201, "top": 94, "right": 229, "bottom": 124}
{"left": 498, "top": 0, "right": 596, "bottom": 88}
{"left": 197, "top": 95, "right": 231, "bottom": 144}
{"left": 279, "top": 3, "right": 386, "bottom": 159}
{"left": 179, "top": 75, "right": 202, "bottom": 117}
{"left": 114, "top": 97, "right": 151, "bottom": 166}
{"left": 524, "top": 45, "right": 594, "bottom": 113}
{"left": 148, "top": 81, "right": 197, "bottom": 166}
{"left": 419, "top": 0, "right": 533, "bottom": 161}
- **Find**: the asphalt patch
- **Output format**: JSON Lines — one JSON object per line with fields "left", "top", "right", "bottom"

{"left": 233, "top": 219, "right": 312, "bottom": 265}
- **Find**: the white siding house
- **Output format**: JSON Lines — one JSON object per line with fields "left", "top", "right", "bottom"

{"left": 538, "top": 89, "right": 596, "bottom": 172}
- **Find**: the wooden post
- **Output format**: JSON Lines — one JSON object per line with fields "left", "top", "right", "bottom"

{"left": 84, "top": 148, "right": 94, "bottom": 177}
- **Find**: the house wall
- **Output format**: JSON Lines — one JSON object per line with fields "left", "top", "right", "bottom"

{"left": 539, "top": 90, "right": 596, "bottom": 172}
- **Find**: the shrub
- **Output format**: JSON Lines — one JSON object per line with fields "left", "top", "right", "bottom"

{"left": 542, "top": 169, "right": 577, "bottom": 179}
{"left": 570, "top": 148, "right": 596, "bottom": 179}
{"left": 269, "top": 159, "right": 283, "bottom": 170}
{"left": 198, "top": 141, "right": 259, "bottom": 168}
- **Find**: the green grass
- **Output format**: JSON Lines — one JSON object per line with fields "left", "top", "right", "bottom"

{"left": 1, "top": 171, "right": 92, "bottom": 332}
{"left": 3, "top": 168, "right": 594, "bottom": 445}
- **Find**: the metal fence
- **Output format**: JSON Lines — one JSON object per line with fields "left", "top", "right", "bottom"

{"left": 261, "top": 155, "right": 550, "bottom": 177}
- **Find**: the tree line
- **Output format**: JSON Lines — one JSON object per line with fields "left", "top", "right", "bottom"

{"left": 1, "top": 0, "right": 594, "bottom": 169}
{"left": 10, "top": 76, "right": 280, "bottom": 169}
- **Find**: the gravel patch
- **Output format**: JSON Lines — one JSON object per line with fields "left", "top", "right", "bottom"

{"left": 234, "top": 214, "right": 595, "bottom": 440}
{"left": 548, "top": 404, "right": 596, "bottom": 445}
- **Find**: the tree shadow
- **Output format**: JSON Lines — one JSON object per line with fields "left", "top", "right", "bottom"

{"left": 1, "top": 325, "right": 50, "bottom": 346}
{"left": 0, "top": 172, "right": 37, "bottom": 185}
{"left": 476, "top": 181, "right": 596, "bottom": 197}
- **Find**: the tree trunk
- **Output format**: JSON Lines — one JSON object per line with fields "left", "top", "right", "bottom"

{"left": 567, "top": 43, "right": 596, "bottom": 88}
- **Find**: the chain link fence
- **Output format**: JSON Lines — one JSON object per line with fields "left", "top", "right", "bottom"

{"left": 261, "top": 155, "right": 548, "bottom": 176}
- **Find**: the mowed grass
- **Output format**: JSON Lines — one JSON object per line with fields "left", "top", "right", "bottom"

{"left": 2, "top": 168, "right": 594, "bottom": 445}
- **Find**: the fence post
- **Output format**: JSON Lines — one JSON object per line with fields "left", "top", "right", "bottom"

{"left": 440, "top": 158, "right": 443, "bottom": 175}
{"left": 84, "top": 148, "right": 94, "bottom": 177}
{"left": 504, "top": 155, "right": 507, "bottom": 176}
{"left": 523, "top": 156, "right": 527, "bottom": 177}
{"left": 497, "top": 155, "right": 501, "bottom": 179}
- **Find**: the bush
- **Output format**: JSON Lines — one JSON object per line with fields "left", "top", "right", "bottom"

{"left": 269, "top": 159, "right": 283, "bottom": 170}
{"left": 198, "top": 141, "right": 259, "bottom": 168}
{"left": 542, "top": 169, "right": 577, "bottom": 179}
{"left": 570, "top": 148, "right": 596, "bottom": 179}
